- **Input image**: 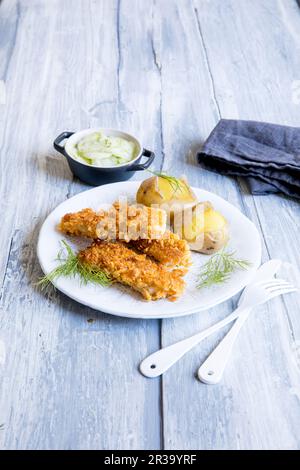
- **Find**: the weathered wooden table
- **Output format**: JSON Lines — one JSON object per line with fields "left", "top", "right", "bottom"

{"left": 0, "top": 0, "right": 300, "bottom": 450}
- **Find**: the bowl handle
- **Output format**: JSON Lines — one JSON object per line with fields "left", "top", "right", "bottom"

{"left": 129, "top": 148, "right": 155, "bottom": 171}
{"left": 53, "top": 131, "right": 74, "bottom": 155}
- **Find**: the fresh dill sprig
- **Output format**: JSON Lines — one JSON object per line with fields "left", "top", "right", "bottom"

{"left": 197, "top": 250, "right": 251, "bottom": 289}
{"left": 147, "top": 170, "right": 188, "bottom": 194}
{"left": 37, "top": 240, "right": 111, "bottom": 290}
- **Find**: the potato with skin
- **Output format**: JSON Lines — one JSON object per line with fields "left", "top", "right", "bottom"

{"left": 173, "top": 202, "right": 229, "bottom": 254}
{"left": 136, "top": 175, "right": 229, "bottom": 254}
{"left": 136, "top": 176, "right": 197, "bottom": 211}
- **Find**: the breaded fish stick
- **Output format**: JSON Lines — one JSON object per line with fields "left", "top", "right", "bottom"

{"left": 78, "top": 241, "right": 185, "bottom": 301}
{"left": 58, "top": 203, "right": 167, "bottom": 241}
{"left": 58, "top": 208, "right": 103, "bottom": 239}
{"left": 130, "top": 231, "right": 191, "bottom": 270}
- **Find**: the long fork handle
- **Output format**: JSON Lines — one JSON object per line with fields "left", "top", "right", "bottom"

{"left": 198, "top": 308, "right": 251, "bottom": 384}
{"left": 139, "top": 306, "right": 246, "bottom": 378}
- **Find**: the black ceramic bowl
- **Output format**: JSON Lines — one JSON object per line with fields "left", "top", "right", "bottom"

{"left": 53, "top": 128, "right": 155, "bottom": 186}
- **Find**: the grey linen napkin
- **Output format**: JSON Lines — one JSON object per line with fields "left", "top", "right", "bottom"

{"left": 197, "top": 119, "right": 300, "bottom": 199}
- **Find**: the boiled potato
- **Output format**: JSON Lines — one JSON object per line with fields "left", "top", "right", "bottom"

{"left": 173, "top": 202, "right": 229, "bottom": 254}
{"left": 136, "top": 175, "right": 197, "bottom": 211}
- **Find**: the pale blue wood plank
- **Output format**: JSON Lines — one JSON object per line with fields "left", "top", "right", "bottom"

{"left": 0, "top": 228, "right": 161, "bottom": 450}
{"left": 0, "top": 0, "right": 161, "bottom": 450}
{"left": 160, "top": 0, "right": 300, "bottom": 450}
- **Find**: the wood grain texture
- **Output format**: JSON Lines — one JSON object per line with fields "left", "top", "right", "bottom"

{"left": 161, "top": 0, "right": 300, "bottom": 450}
{"left": 0, "top": 0, "right": 299, "bottom": 450}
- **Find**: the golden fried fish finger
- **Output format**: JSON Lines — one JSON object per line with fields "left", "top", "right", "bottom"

{"left": 78, "top": 241, "right": 185, "bottom": 301}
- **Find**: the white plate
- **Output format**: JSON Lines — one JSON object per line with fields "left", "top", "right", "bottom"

{"left": 37, "top": 182, "right": 261, "bottom": 319}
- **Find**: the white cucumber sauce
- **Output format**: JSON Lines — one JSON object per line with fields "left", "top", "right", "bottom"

{"left": 72, "top": 132, "right": 137, "bottom": 167}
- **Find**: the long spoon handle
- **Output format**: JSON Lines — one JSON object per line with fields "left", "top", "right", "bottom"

{"left": 139, "top": 306, "right": 245, "bottom": 378}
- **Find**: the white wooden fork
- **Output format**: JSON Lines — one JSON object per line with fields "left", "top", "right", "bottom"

{"left": 197, "top": 278, "right": 298, "bottom": 384}
{"left": 140, "top": 278, "right": 297, "bottom": 378}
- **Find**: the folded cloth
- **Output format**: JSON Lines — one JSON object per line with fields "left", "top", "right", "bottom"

{"left": 197, "top": 119, "right": 300, "bottom": 199}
